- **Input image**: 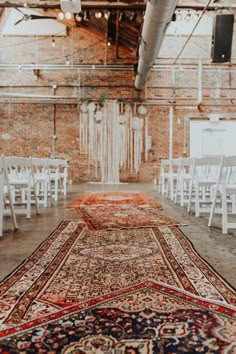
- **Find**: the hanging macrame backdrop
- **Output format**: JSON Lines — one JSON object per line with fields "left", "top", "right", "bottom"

{"left": 80, "top": 100, "right": 148, "bottom": 183}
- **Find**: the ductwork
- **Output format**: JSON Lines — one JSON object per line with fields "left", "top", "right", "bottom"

{"left": 135, "top": 0, "right": 178, "bottom": 90}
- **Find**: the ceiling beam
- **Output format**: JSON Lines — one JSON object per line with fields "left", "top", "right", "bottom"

{"left": 0, "top": 1, "right": 146, "bottom": 9}
{"left": 0, "top": 1, "right": 236, "bottom": 10}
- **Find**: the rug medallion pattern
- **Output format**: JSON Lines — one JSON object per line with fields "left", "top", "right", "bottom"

{"left": 0, "top": 282, "right": 235, "bottom": 353}
{"left": 75, "top": 205, "right": 180, "bottom": 230}
{"left": 0, "top": 221, "right": 235, "bottom": 331}
{"left": 67, "top": 191, "right": 162, "bottom": 209}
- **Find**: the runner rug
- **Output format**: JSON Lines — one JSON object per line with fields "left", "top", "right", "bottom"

{"left": 0, "top": 221, "right": 235, "bottom": 352}
{"left": 75, "top": 204, "right": 180, "bottom": 230}
{"left": 67, "top": 191, "right": 162, "bottom": 209}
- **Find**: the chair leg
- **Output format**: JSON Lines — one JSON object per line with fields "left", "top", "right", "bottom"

{"left": 34, "top": 183, "right": 40, "bottom": 215}
{"left": 195, "top": 183, "right": 200, "bottom": 217}
{"left": 0, "top": 176, "right": 4, "bottom": 237}
{"left": 8, "top": 187, "right": 18, "bottom": 230}
{"left": 26, "top": 184, "right": 31, "bottom": 219}
{"left": 2, "top": 178, "right": 18, "bottom": 232}
{"left": 187, "top": 180, "right": 194, "bottom": 213}
{"left": 222, "top": 185, "right": 228, "bottom": 234}
{"left": 208, "top": 190, "right": 219, "bottom": 227}
{"left": 180, "top": 181, "right": 185, "bottom": 207}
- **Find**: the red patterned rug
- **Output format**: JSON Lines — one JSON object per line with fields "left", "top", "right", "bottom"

{"left": 76, "top": 204, "right": 180, "bottom": 230}
{"left": 0, "top": 221, "right": 235, "bottom": 352}
{"left": 67, "top": 191, "right": 162, "bottom": 209}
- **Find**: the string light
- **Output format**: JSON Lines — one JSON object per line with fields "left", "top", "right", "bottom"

{"left": 119, "top": 11, "right": 124, "bottom": 22}
{"left": 95, "top": 10, "right": 103, "bottom": 19}
{"left": 58, "top": 12, "right": 64, "bottom": 20}
{"left": 83, "top": 10, "right": 90, "bottom": 21}
{"left": 129, "top": 11, "right": 137, "bottom": 21}
{"left": 193, "top": 11, "right": 200, "bottom": 21}
{"left": 176, "top": 10, "right": 182, "bottom": 21}
{"left": 51, "top": 36, "right": 55, "bottom": 47}
{"left": 185, "top": 10, "right": 191, "bottom": 21}
{"left": 104, "top": 11, "right": 111, "bottom": 20}
{"left": 65, "top": 12, "right": 72, "bottom": 20}
{"left": 75, "top": 13, "right": 83, "bottom": 22}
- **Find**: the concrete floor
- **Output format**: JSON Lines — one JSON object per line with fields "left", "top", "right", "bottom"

{"left": 0, "top": 182, "right": 236, "bottom": 289}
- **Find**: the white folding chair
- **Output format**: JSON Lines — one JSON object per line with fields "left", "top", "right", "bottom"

{"left": 158, "top": 159, "right": 171, "bottom": 196}
{"left": 169, "top": 158, "right": 181, "bottom": 201}
{"left": 0, "top": 156, "right": 18, "bottom": 236}
{"left": 159, "top": 158, "right": 181, "bottom": 200}
{"left": 187, "top": 155, "right": 224, "bottom": 217}
{"left": 57, "top": 159, "right": 68, "bottom": 196}
{"left": 47, "top": 158, "right": 60, "bottom": 203}
{"left": 3, "top": 156, "right": 39, "bottom": 219}
{"left": 175, "top": 157, "right": 196, "bottom": 207}
{"left": 31, "top": 157, "right": 53, "bottom": 208}
{"left": 208, "top": 155, "right": 236, "bottom": 234}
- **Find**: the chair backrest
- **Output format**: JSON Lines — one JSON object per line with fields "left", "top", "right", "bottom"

{"left": 57, "top": 159, "right": 68, "bottom": 168}
{"left": 47, "top": 158, "right": 60, "bottom": 180}
{"left": 0, "top": 156, "right": 4, "bottom": 188}
{"left": 57, "top": 159, "right": 68, "bottom": 177}
{"left": 31, "top": 157, "right": 48, "bottom": 167}
{"left": 170, "top": 158, "right": 181, "bottom": 174}
{"left": 194, "top": 155, "right": 224, "bottom": 180}
{"left": 221, "top": 155, "right": 236, "bottom": 185}
{"left": 160, "top": 159, "right": 171, "bottom": 167}
{"left": 31, "top": 157, "right": 49, "bottom": 175}
{"left": 159, "top": 159, "right": 171, "bottom": 178}
{"left": 0, "top": 156, "right": 3, "bottom": 174}
{"left": 3, "top": 156, "right": 32, "bottom": 181}
{"left": 179, "top": 157, "right": 196, "bottom": 178}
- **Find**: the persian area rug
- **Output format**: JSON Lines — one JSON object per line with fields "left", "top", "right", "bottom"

{"left": 0, "top": 221, "right": 235, "bottom": 352}
{"left": 67, "top": 191, "right": 162, "bottom": 209}
{"left": 75, "top": 204, "right": 180, "bottom": 230}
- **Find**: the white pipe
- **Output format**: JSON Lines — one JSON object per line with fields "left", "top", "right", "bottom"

{"left": 198, "top": 59, "right": 202, "bottom": 104}
{"left": 169, "top": 106, "right": 174, "bottom": 159}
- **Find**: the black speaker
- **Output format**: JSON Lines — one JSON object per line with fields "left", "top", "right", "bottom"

{"left": 211, "top": 14, "right": 234, "bottom": 63}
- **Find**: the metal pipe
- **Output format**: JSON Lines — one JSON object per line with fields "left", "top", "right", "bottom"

{"left": 169, "top": 107, "right": 174, "bottom": 159}
{"left": 135, "top": 0, "right": 178, "bottom": 90}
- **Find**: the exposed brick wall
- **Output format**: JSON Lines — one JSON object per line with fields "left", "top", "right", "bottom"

{"left": 1, "top": 24, "right": 236, "bottom": 183}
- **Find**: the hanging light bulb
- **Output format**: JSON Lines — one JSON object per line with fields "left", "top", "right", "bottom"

{"left": 193, "top": 11, "right": 200, "bottom": 21}
{"left": 51, "top": 36, "right": 55, "bottom": 47}
{"left": 176, "top": 10, "right": 182, "bottom": 21}
{"left": 129, "top": 11, "right": 137, "bottom": 21}
{"left": 65, "top": 12, "right": 72, "bottom": 20}
{"left": 119, "top": 11, "right": 124, "bottom": 22}
{"left": 185, "top": 10, "right": 191, "bottom": 22}
{"left": 58, "top": 12, "right": 65, "bottom": 20}
{"left": 95, "top": 10, "right": 103, "bottom": 19}
{"left": 83, "top": 10, "right": 90, "bottom": 21}
{"left": 66, "top": 56, "right": 70, "bottom": 65}
{"left": 75, "top": 12, "right": 83, "bottom": 22}
{"left": 104, "top": 11, "right": 111, "bottom": 20}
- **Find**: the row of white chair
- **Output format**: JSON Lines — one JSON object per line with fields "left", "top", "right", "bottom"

{"left": 0, "top": 156, "right": 68, "bottom": 237}
{"left": 157, "top": 155, "right": 236, "bottom": 234}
